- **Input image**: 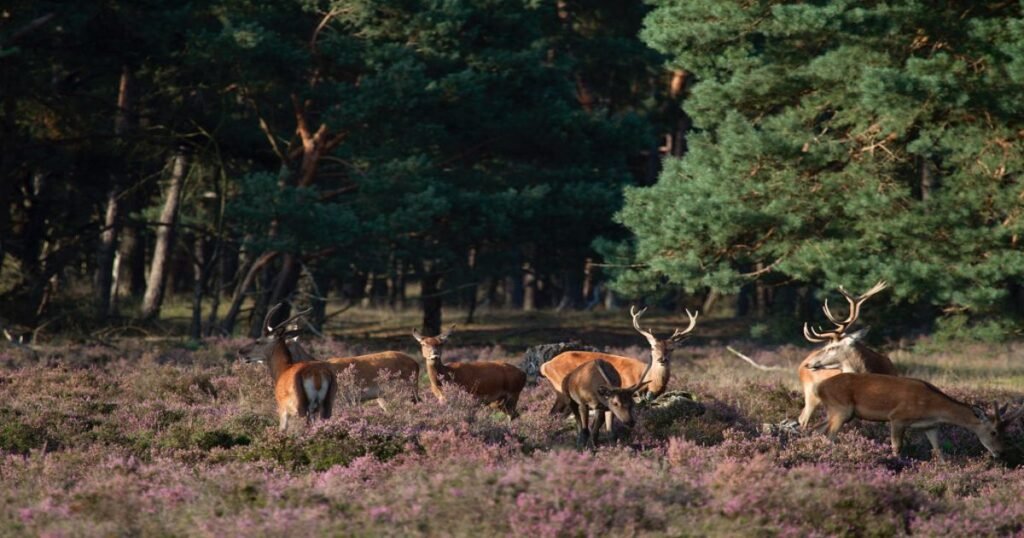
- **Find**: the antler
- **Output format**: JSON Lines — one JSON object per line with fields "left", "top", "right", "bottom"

{"left": 630, "top": 305, "right": 657, "bottom": 346}
{"left": 263, "top": 303, "right": 312, "bottom": 337}
{"left": 804, "top": 280, "right": 888, "bottom": 343}
{"left": 669, "top": 309, "right": 699, "bottom": 342}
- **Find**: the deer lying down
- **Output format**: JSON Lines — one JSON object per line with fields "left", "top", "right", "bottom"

{"left": 238, "top": 305, "right": 337, "bottom": 431}
{"left": 284, "top": 332, "right": 420, "bottom": 403}
{"left": 562, "top": 359, "right": 650, "bottom": 449}
{"left": 815, "top": 373, "right": 1023, "bottom": 460}
{"left": 412, "top": 326, "right": 526, "bottom": 419}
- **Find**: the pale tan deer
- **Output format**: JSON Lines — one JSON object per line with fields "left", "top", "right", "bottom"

{"left": 540, "top": 305, "right": 698, "bottom": 413}
{"left": 798, "top": 281, "right": 896, "bottom": 428}
{"left": 563, "top": 359, "right": 651, "bottom": 449}
{"left": 238, "top": 304, "right": 337, "bottom": 431}
{"left": 815, "top": 373, "right": 1023, "bottom": 460}
{"left": 283, "top": 330, "right": 420, "bottom": 403}
{"left": 412, "top": 325, "right": 527, "bottom": 419}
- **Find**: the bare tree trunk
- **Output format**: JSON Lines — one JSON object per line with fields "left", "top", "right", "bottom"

{"left": 140, "top": 151, "right": 189, "bottom": 321}
{"left": 219, "top": 251, "right": 277, "bottom": 335}
{"left": 94, "top": 187, "right": 120, "bottom": 317}
{"left": 522, "top": 263, "right": 537, "bottom": 311}
{"left": 257, "top": 252, "right": 301, "bottom": 334}
{"left": 96, "top": 67, "right": 135, "bottom": 318}
{"left": 188, "top": 234, "right": 206, "bottom": 340}
{"left": 421, "top": 269, "right": 442, "bottom": 336}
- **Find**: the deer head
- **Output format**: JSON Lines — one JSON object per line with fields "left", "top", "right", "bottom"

{"left": 237, "top": 303, "right": 310, "bottom": 366}
{"left": 630, "top": 305, "right": 698, "bottom": 364}
{"left": 594, "top": 359, "right": 652, "bottom": 427}
{"left": 803, "top": 281, "right": 887, "bottom": 371}
{"left": 412, "top": 324, "right": 456, "bottom": 365}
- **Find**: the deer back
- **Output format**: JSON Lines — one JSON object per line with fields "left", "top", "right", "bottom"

{"left": 542, "top": 352, "right": 650, "bottom": 394}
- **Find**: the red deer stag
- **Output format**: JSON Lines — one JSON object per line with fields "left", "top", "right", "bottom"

{"left": 283, "top": 330, "right": 420, "bottom": 403}
{"left": 798, "top": 281, "right": 896, "bottom": 428}
{"left": 541, "top": 305, "right": 698, "bottom": 413}
{"left": 412, "top": 325, "right": 526, "bottom": 419}
{"left": 562, "top": 359, "right": 650, "bottom": 449}
{"left": 238, "top": 304, "right": 337, "bottom": 431}
{"left": 815, "top": 373, "right": 1023, "bottom": 460}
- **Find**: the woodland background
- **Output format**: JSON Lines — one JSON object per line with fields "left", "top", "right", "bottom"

{"left": 3, "top": 0, "right": 1024, "bottom": 342}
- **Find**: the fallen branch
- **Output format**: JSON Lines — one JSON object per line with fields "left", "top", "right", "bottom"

{"left": 726, "top": 346, "right": 787, "bottom": 372}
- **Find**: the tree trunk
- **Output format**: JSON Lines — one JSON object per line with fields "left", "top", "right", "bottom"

{"left": 421, "top": 271, "right": 442, "bottom": 336}
{"left": 188, "top": 233, "right": 206, "bottom": 340}
{"left": 220, "top": 251, "right": 277, "bottom": 335}
{"left": 262, "top": 253, "right": 301, "bottom": 331}
{"left": 140, "top": 151, "right": 189, "bottom": 321}
{"left": 94, "top": 186, "right": 120, "bottom": 317}
{"left": 522, "top": 263, "right": 537, "bottom": 311}
{"left": 96, "top": 66, "right": 136, "bottom": 318}
{"left": 310, "top": 269, "right": 330, "bottom": 333}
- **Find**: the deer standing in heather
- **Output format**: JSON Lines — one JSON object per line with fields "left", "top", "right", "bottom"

{"left": 562, "top": 359, "right": 651, "bottom": 449}
{"left": 238, "top": 304, "right": 337, "bottom": 431}
{"left": 412, "top": 325, "right": 526, "bottom": 419}
{"left": 815, "top": 373, "right": 1024, "bottom": 460}
{"left": 798, "top": 281, "right": 896, "bottom": 429}
{"left": 541, "top": 306, "right": 698, "bottom": 413}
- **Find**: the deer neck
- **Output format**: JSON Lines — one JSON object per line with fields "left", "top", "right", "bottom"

{"left": 423, "top": 357, "right": 451, "bottom": 395}
{"left": 644, "top": 357, "right": 670, "bottom": 395}
{"left": 269, "top": 339, "right": 294, "bottom": 381}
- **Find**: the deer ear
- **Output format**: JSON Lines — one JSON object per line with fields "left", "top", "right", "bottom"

{"left": 845, "top": 327, "right": 870, "bottom": 343}
{"left": 412, "top": 329, "right": 424, "bottom": 343}
{"left": 597, "top": 386, "right": 612, "bottom": 398}
{"left": 972, "top": 406, "right": 988, "bottom": 421}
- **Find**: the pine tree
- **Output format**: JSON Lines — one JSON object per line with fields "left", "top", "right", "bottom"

{"left": 617, "top": 0, "right": 1024, "bottom": 330}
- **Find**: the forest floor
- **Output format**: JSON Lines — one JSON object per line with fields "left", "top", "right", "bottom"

{"left": 2, "top": 307, "right": 1024, "bottom": 536}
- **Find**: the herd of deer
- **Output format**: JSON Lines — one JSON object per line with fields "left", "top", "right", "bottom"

{"left": 236, "top": 281, "right": 1023, "bottom": 460}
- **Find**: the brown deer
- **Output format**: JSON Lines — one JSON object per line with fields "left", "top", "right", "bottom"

{"left": 412, "top": 325, "right": 526, "bottom": 419}
{"left": 540, "top": 305, "right": 698, "bottom": 413}
{"left": 815, "top": 373, "right": 1023, "bottom": 460}
{"left": 238, "top": 304, "right": 337, "bottom": 431}
{"left": 562, "top": 359, "right": 650, "bottom": 449}
{"left": 798, "top": 281, "right": 896, "bottom": 428}
{"left": 283, "top": 330, "right": 420, "bottom": 403}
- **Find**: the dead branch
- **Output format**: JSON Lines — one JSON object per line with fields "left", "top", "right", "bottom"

{"left": 726, "top": 346, "right": 787, "bottom": 372}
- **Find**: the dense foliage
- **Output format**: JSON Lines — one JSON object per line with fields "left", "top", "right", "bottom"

{"left": 616, "top": 0, "right": 1024, "bottom": 332}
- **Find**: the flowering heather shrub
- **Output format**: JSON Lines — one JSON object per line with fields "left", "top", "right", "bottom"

{"left": 1, "top": 339, "right": 1023, "bottom": 536}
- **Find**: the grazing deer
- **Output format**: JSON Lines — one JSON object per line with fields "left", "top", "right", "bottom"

{"left": 412, "top": 325, "right": 527, "bottom": 419}
{"left": 540, "top": 305, "right": 698, "bottom": 413}
{"left": 238, "top": 304, "right": 337, "bottom": 431}
{"left": 562, "top": 359, "right": 650, "bottom": 449}
{"left": 798, "top": 281, "right": 897, "bottom": 428}
{"left": 815, "top": 373, "right": 1023, "bottom": 460}
{"left": 283, "top": 330, "right": 420, "bottom": 403}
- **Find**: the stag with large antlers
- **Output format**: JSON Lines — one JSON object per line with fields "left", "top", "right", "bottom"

{"left": 562, "top": 359, "right": 651, "bottom": 449}
{"left": 797, "top": 281, "right": 897, "bottom": 428}
{"left": 412, "top": 325, "right": 526, "bottom": 419}
{"left": 540, "top": 305, "right": 698, "bottom": 412}
{"left": 237, "top": 304, "right": 337, "bottom": 431}
{"left": 815, "top": 373, "right": 1024, "bottom": 460}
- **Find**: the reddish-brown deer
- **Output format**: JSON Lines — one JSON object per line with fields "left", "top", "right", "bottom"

{"left": 238, "top": 304, "right": 337, "bottom": 431}
{"left": 283, "top": 330, "right": 420, "bottom": 403}
{"left": 562, "top": 359, "right": 650, "bottom": 449}
{"left": 815, "top": 373, "right": 1023, "bottom": 460}
{"left": 798, "top": 281, "right": 896, "bottom": 428}
{"left": 412, "top": 325, "right": 526, "bottom": 419}
{"left": 540, "top": 305, "right": 698, "bottom": 413}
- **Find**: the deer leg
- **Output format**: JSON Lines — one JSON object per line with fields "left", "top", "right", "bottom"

{"left": 799, "top": 385, "right": 819, "bottom": 429}
{"left": 279, "top": 411, "right": 290, "bottom": 432}
{"left": 549, "top": 392, "right": 570, "bottom": 415}
{"left": 825, "top": 408, "right": 852, "bottom": 440}
{"left": 889, "top": 421, "right": 907, "bottom": 456}
{"left": 588, "top": 410, "right": 603, "bottom": 449}
{"left": 504, "top": 393, "right": 521, "bottom": 421}
{"left": 572, "top": 402, "right": 589, "bottom": 449}
{"left": 924, "top": 428, "right": 945, "bottom": 461}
